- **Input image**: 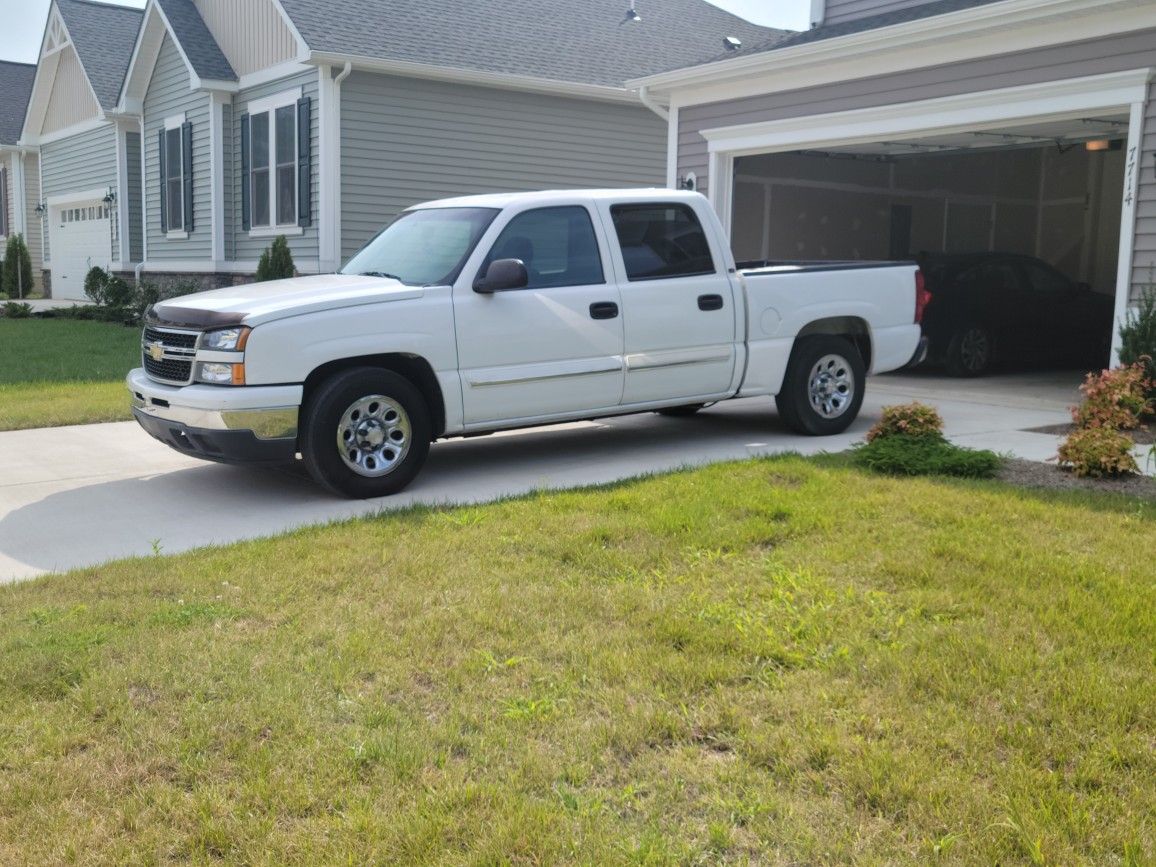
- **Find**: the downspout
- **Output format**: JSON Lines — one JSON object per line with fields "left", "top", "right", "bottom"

{"left": 637, "top": 85, "right": 669, "bottom": 122}
{"left": 334, "top": 60, "right": 352, "bottom": 87}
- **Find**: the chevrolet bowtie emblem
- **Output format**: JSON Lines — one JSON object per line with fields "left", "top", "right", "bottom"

{"left": 148, "top": 342, "right": 164, "bottom": 362}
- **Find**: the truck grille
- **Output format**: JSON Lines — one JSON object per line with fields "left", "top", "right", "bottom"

{"left": 142, "top": 326, "right": 201, "bottom": 385}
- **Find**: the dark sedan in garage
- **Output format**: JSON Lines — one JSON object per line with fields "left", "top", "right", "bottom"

{"left": 917, "top": 252, "right": 1115, "bottom": 376}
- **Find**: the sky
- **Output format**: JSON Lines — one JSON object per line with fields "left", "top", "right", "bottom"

{"left": 0, "top": 0, "right": 811, "bottom": 64}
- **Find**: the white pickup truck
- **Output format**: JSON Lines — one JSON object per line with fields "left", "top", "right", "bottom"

{"left": 129, "top": 189, "right": 928, "bottom": 497}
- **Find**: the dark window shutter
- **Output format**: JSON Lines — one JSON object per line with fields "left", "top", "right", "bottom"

{"left": 240, "top": 113, "right": 250, "bottom": 231}
{"left": 0, "top": 169, "right": 8, "bottom": 237}
{"left": 297, "top": 96, "right": 311, "bottom": 228}
{"left": 157, "top": 128, "right": 167, "bottom": 234}
{"left": 182, "top": 121, "right": 194, "bottom": 233}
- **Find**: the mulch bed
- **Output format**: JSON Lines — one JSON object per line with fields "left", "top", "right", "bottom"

{"left": 997, "top": 457, "right": 1156, "bottom": 499}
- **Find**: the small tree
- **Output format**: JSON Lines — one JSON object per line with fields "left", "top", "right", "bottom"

{"left": 255, "top": 235, "right": 295, "bottom": 281}
{"left": 84, "top": 266, "right": 110, "bottom": 306}
{"left": 1118, "top": 281, "right": 1156, "bottom": 398}
{"left": 1, "top": 234, "right": 34, "bottom": 300}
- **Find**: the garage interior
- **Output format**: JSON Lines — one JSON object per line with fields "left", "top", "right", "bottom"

{"left": 728, "top": 114, "right": 1128, "bottom": 377}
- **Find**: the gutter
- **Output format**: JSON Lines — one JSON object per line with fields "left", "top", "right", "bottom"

{"left": 637, "top": 85, "right": 670, "bottom": 122}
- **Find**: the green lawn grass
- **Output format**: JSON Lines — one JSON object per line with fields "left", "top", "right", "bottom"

{"left": 0, "top": 457, "right": 1152, "bottom": 864}
{"left": 0, "top": 318, "right": 139, "bottom": 430}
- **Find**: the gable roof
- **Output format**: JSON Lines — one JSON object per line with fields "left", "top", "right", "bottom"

{"left": 0, "top": 61, "right": 36, "bottom": 146}
{"left": 55, "top": 0, "right": 144, "bottom": 109}
{"left": 277, "top": 0, "right": 790, "bottom": 89}
{"left": 704, "top": 0, "right": 1004, "bottom": 65}
{"left": 154, "top": 0, "right": 236, "bottom": 82}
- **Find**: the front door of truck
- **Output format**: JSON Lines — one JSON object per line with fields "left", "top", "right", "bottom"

{"left": 453, "top": 204, "right": 624, "bottom": 426}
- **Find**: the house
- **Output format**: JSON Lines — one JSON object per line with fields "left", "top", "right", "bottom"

{"left": 629, "top": 0, "right": 1156, "bottom": 363}
{"left": 0, "top": 60, "right": 41, "bottom": 295}
{"left": 18, "top": 0, "right": 144, "bottom": 300}
{"left": 23, "top": 0, "right": 785, "bottom": 298}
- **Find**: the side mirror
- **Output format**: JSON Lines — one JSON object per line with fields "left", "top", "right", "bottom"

{"left": 473, "top": 258, "right": 528, "bottom": 294}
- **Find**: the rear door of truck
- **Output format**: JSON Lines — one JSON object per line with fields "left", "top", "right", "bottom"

{"left": 596, "top": 200, "right": 741, "bottom": 406}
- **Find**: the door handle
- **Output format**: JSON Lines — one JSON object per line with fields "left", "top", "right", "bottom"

{"left": 589, "top": 301, "right": 619, "bottom": 320}
{"left": 698, "top": 294, "right": 724, "bottom": 311}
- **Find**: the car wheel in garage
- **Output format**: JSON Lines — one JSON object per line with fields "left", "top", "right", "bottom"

{"left": 301, "top": 367, "right": 431, "bottom": 498}
{"left": 775, "top": 336, "right": 865, "bottom": 436}
{"left": 944, "top": 325, "right": 995, "bottom": 377}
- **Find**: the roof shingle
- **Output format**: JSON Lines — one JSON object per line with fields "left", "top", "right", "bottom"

{"left": 56, "top": 0, "right": 144, "bottom": 109}
{"left": 155, "top": 0, "right": 236, "bottom": 82}
{"left": 276, "top": 0, "right": 791, "bottom": 89}
{"left": 0, "top": 61, "right": 36, "bottom": 145}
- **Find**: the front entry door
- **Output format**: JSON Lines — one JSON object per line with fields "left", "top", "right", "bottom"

{"left": 454, "top": 204, "right": 624, "bottom": 426}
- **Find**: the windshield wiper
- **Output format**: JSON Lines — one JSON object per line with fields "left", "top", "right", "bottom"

{"left": 357, "top": 271, "right": 404, "bottom": 281}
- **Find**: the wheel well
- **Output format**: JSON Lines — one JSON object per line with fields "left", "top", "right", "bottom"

{"left": 303, "top": 354, "right": 447, "bottom": 438}
{"left": 797, "top": 317, "right": 872, "bottom": 372}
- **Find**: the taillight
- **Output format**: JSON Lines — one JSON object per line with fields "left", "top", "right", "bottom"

{"left": 914, "top": 269, "right": 931, "bottom": 324}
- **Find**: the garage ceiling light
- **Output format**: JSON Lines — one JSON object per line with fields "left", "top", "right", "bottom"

{"left": 1085, "top": 139, "right": 1111, "bottom": 151}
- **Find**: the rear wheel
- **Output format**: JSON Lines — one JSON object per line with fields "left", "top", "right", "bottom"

{"left": 301, "top": 367, "right": 431, "bottom": 498}
{"left": 775, "top": 336, "right": 865, "bottom": 436}
{"left": 944, "top": 324, "right": 994, "bottom": 377}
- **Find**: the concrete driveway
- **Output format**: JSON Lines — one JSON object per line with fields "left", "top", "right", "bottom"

{"left": 0, "top": 369, "right": 1088, "bottom": 582}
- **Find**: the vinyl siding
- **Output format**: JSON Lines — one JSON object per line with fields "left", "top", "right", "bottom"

{"left": 193, "top": 0, "right": 298, "bottom": 76}
{"left": 40, "top": 123, "right": 118, "bottom": 263}
{"left": 126, "top": 132, "right": 143, "bottom": 262}
{"left": 23, "top": 153, "right": 44, "bottom": 277}
{"left": 41, "top": 47, "right": 102, "bottom": 135}
{"left": 677, "top": 27, "right": 1156, "bottom": 300}
{"left": 229, "top": 68, "right": 319, "bottom": 266}
{"left": 339, "top": 72, "right": 666, "bottom": 260}
{"left": 144, "top": 35, "right": 212, "bottom": 263}
{"left": 825, "top": 0, "right": 937, "bottom": 26}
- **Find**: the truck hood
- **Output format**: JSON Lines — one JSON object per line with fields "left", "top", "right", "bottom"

{"left": 146, "top": 274, "right": 424, "bottom": 329}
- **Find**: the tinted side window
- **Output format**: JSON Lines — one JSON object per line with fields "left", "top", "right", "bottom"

{"left": 610, "top": 203, "right": 715, "bottom": 281}
{"left": 1024, "top": 263, "right": 1071, "bottom": 296}
{"left": 482, "top": 206, "right": 604, "bottom": 289}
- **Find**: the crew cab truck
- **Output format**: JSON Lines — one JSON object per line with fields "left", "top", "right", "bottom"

{"left": 129, "top": 189, "right": 927, "bottom": 498}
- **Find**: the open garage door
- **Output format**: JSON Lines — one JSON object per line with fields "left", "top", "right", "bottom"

{"left": 48, "top": 200, "right": 112, "bottom": 300}
{"left": 728, "top": 118, "right": 1126, "bottom": 375}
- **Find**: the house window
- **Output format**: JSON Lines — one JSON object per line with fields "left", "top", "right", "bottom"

{"left": 165, "top": 127, "right": 183, "bottom": 232}
{"left": 249, "top": 102, "right": 296, "bottom": 229}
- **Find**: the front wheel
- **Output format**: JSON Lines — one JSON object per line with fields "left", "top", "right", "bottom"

{"left": 301, "top": 367, "right": 431, "bottom": 498}
{"left": 775, "top": 336, "right": 866, "bottom": 436}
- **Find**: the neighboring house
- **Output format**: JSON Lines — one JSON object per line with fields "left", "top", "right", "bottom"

{"left": 630, "top": 0, "right": 1156, "bottom": 361}
{"left": 23, "top": 0, "right": 783, "bottom": 296}
{"left": 0, "top": 60, "right": 41, "bottom": 295}
{"left": 19, "top": 0, "right": 144, "bottom": 300}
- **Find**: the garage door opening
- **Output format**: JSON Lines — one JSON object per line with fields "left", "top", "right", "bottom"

{"left": 729, "top": 114, "right": 1128, "bottom": 378}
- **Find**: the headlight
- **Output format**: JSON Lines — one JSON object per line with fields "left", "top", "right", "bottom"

{"left": 202, "top": 326, "right": 251, "bottom": 351}
{"left": 197, "top": 362, "right": 245, "bottom": 385}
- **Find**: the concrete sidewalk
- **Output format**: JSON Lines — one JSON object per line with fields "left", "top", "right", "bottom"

{"left": 0, "top": 372, "right": 1094, "bottom": 582}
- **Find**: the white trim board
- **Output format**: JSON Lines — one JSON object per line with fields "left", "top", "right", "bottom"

{"left": 699, "top": 69, "right": 1153, "bottom": 158}
{"left": 46, "top": 188, "right": 109, "bottom": 206}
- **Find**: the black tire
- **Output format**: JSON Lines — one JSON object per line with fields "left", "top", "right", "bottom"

{"left": 944, "top": 324, "right": 995, "bottom": 377}
{"left": 656, "top": 403, "right": 706, "bottom": 417}
{"left": 301, "top": 367, "right": 431, "bottom": 498}
{"left": 775, "top": 336, "right": 866, "bottom": 436}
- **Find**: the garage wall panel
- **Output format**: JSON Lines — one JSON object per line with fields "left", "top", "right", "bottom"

{"left": 340, "top": 72, "right": 665, "bottom": 259}
{"left": 40, "top": 122, "right": 118, "bottom": 264}
{"left": 678, "top": 27, "right": 1156, "bottom": 299}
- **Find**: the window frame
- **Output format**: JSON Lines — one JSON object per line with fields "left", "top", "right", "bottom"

{"left": 246, "top": 88, "right": 302, "bottom": 238}
{"left": 163, "top": 114, "right": 186, "bottom": 239}
{"left": 609, "top": 202, "right": 718, "bottom": 282}
{"left": 478, "top": 205, "right": 607, "bottom": 291}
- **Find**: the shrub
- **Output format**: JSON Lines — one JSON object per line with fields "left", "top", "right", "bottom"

{"left": 1056, "top": 426, "right": 1138, "bottom": 478}
{"left": 84, "top": 267, "right": 110, "bottom": 306}
{"left": 851, "top": 434, "right": 1002, "bottom": 478}
{"left": 1070, "top": 362, "right": 1152, "bottom": 431}
{"left": 866, "top": 402, "right": 944, "bottom": 443}
{"left": 256, "top": 235, "right": 295, "bottom": 281}
{"left": 134, "top": 280, "right": 197, "bottom": 320}
{"left": 1, "top": 301, "right": 33, "bottom": 319}
{"left": 1, "top": 234, "right": 34, "bottom": 300}
{"left": 1118, "top": 282, "right": 1156, "bottom": 393}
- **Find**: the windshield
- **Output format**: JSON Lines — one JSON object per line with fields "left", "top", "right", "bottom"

{"left": 341, "top": 207, "right": 499, "bottom": 286}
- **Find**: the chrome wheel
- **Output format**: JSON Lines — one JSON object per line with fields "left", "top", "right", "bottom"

{"left": 958, "top": 328, "right": 991, "bottom": 373}
{"left": 336, "top": 395, "right": 411, "bottom": 477}
{"left": 808, "top": 354, "right": 855, "bottom": 419}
